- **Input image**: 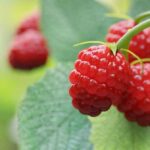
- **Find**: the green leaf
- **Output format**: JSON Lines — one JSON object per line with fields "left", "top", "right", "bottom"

{"left": 129, "top": 0, "right": 150, "bottom": 17}
{"left": 41, "top": 0, "right": 116, "bottom": 62}
{"left": 90, "top": 108, "right": 150, "bottom": 150}
{"left": 99, "top": 0, "right": 130, "bottom": 14}
{"left": 18, "top": 63, "right": 93, "bottom": 150}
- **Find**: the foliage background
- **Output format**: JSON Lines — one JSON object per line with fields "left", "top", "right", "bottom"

{"left": 0, "top": 0, "right": 40, "bottom": 149}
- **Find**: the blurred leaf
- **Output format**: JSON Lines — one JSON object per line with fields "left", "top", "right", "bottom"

{"left": 0, "top": 123, "right": 17, "bottom": 150}
{"left": 98, "top": 0, "right": 150, "bottom": 19}
{"left": 129, "top": 0, "right": 150, "bottom": 17}
{"left": 0, "top": 60, "right": 53, "bottom": 122}
{"left": 18, "top": 63, "right": 93, "bottom": 150}
{"left": 90, "top": 108, "right": 150, "bottom": 150}
{"left": 99, "top": 0, "right": 130, "bottom": 14}
{"left": 41, "top": 0, "right": 116, "bottom": 62}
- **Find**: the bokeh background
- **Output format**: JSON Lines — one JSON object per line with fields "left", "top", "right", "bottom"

{"left": 0, "top": 0, "right": 46, "bottom": 149}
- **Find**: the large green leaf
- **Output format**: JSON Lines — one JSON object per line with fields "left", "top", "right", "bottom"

{"left": 41, "top": 0, "right": 116, "bottom": 62}
{"left": 18, "top": 63, "right": 93, "bottom": 150}
{"left": 129, "top": 0, "right": 150, "bottom": 17}
{"left": 99, "top": 0, "right": 130, "bottom": 14}
{"left": 90, "top": 108, "right": 150, "bottom": 150}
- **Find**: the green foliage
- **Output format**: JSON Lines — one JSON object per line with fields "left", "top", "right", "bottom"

{"left": 18, "top": 64, "right": 93, "bottom": 150}
{"left": 90, "top": 108, "right": 150, "bottom": 150}
{"left": 41, "top": 0, "right": 116, "bottom": 62}
{"left": 129, "top": 0, "right": 150, "bottom": 17}
{"left": 99, "top": 0, "right": 130, "bottom": 14}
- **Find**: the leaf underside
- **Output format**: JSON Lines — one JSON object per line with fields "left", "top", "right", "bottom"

{"left": 18, "top": 63, "right": 93, "bottom": 150}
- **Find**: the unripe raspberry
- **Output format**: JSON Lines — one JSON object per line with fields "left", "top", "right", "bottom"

{"left": 9, "top": 30, "right": 48, "bottom": 70}
{"left": 69, "top": 45, "right": 131, "bottom": 116}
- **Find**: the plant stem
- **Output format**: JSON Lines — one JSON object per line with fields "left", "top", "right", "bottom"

{"left": 117, "top": 19, "right": 150, "bottom": 50}
{"left": 131, "top": 58, "right": 150, "bottom": 65}
{"left": 135, "top": 11, "right": 150, "bottom": 23}
{"left": 74, "top": 41, "right": 105, "bottom": 47}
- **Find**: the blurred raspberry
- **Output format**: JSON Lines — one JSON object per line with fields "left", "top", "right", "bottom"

{"left": 9, "top": 30, "right": 48, "bottom": 70}
{"left": 17, "top": 12, "right": 40, "bottom": 35}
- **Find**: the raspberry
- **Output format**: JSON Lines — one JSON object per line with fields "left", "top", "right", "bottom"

{"left": 69, "top": 45, "right": 131, "bottom": 116}
{"left": 9, "top": 30, "right": 48, "bottom": 70}
{"left": 17, "top": 12, "right": 40, "bottom": 35}
{"left": 106, "top": 20, "right": 150, "bottom": 62}
{"left": 118, "top": 63, "right": 150, "bottom": 126}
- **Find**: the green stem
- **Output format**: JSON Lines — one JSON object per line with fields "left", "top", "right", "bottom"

{"left": 121, "top": 48, "right": 143, "bottom": 68}
{"left": 117, "top": 19, "right": 150, "bottom": 50}
{"left": 74, "top": 41, "right": 106, "bottom": 47}
{"left": 131, "top": 58, "right": 150, "bottom": 65}
{"left": 135, "top": 11, "right": 150, "bottom": 23}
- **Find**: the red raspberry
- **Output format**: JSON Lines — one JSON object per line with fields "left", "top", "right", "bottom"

{"left": 106, "top": 20, "right": 150, "bottom": 62}
{"left": 9, "top": 30, "right": 48, "bottom": 70}
{"left": 69, "top": 45, "right": 131, "bottom": 116}
{"left": 118, "top": 63, "right": 150, "bottom": 126}
{"left": 17, "top": 12, "right": 40, "bottom": 35}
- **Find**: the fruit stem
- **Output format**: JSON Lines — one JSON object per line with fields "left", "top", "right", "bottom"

{"left": 117, "top": 19, "right": 150, "bottom": 50}
{"left": 74, "top": 41, "right": 106, "bottom": 47}
{"left": 131, "top": 58, "right": 150, "bottom": 65}
{"left": 135, "top": 11, "right": 150, "bottom": 23}
{"left": 121, "top": 48, "right": 143, "bottom": 68}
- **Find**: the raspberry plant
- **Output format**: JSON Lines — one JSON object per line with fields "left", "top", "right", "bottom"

{"left": 18, "top": 0, "right": 150, "bottom": 150}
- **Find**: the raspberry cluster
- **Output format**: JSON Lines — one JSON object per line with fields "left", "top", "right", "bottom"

{"left": 9, "top": 12, "right": 49, "bottom": 70}
{"left": 69, "top": 19, "right": 150, "bottom": 127}
{"left": 106, "top": 20, "right": 150, "bottom": 62}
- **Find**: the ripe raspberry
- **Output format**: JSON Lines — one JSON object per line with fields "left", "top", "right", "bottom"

{"left": 9, "top": 30, "right": 48, "bottom": 70}
{"left": 17, "top": 12, "right": 40, "bottom": 35}
{"left": 118, "top": 63, "right": 150, "bottom": 126}
{"left": 69, "top": 45, "right": 131, "bottom": 116}
{"left": 106, "top": 20, "right": 150, "bottom": 62}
